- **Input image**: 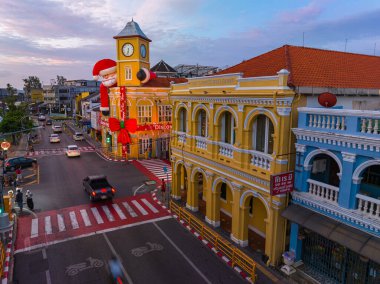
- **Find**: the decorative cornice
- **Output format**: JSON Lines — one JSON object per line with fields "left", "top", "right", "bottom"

{"left": 209, "top": 103, "right": 214, "bottom": 109}
{"left": 238, "top": 105, "right": 244, "bottom": 112}
{"left": 295, "top": 143, "right": 307, "bottom": 153}
{"left": 170, "top": 96, "right": 293, "bottom": 107}
{"left": 231, "top": 182, "right": 243, "bottom": 191}
{"left": 342, "top": 152, "right": 356, "bottom": 163}
{"left": 277, "top": 107, "right": 291, "bottom": 116}
{"left": 292, "top": 128, "right": 380, "bottom": 153}
{"left": 298, "top": 107, "right": 380, "bottom": 118}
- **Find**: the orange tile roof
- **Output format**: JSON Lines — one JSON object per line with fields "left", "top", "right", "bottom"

{"left": 142, "top": 77, "right": 187, "bottom": 88}
{"left": 217, "top": 45, "right": 380, "bottom": 89}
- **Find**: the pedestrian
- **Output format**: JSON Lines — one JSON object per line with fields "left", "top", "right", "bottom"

{"left": 26, "top": 190, "right": 34, "bottom": 210}
{"left": 15, "top": 167, "right": 22, "bottom": 183}
{"left": 12, "top": 177, "right": 17, "bottom": 190}
{"left": 15, "top": 188, "right": 23, "bottom": 213}
{"left": 148, "top": 146, "right": 152, "bottom": 159}
{"left": 161, "top": 179, "right": 166, "bottom": 202}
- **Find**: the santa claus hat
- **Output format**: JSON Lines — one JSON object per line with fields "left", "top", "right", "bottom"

{"left": 93, "top": 59, "right": 117, "bottom": 81}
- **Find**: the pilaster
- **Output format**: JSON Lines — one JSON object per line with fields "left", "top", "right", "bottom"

{"left": 338, "top": 152, "right": 356, "bottom": 209}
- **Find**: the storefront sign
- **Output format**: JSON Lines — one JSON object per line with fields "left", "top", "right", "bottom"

{"left": 91, "top": 111, "right": 100, "bottom": 130}
{"left": 270, "top": 171, "right": 294, "bottom": 196}
{"left": 120, "top": 86, "right": 127, "bottom": 158}
{"left": 136, "top": 123, "right": 172, "bottom": 131}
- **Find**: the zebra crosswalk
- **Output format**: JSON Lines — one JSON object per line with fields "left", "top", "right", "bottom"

{"left": 137, "top": 159, "right": 172, "bottom": 182}
{"left": 15, "top": 193, "right": 170, "bottom": 253}
{"left": 26, "top": 146, "right": 95, "bottom": 157}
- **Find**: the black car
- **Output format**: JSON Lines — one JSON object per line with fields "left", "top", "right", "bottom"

{"left": 83, "top": 175, "right": 116, "bottom": 201}
{"left": 46, "top": 119, "right": 52, "bottom": 125}
{"left": 4, "top": 157, "right": 37, "bottom": 172}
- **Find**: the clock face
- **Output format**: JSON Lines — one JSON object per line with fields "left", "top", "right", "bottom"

{"left": 140, "top": 44, "right": 147, "bottom": 58}
{"left": 122, "top": 43, "right": 134, "bottom": 57}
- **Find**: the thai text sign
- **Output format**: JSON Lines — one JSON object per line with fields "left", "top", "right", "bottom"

{"left": 270, "top": 171, "right": 294, "bottom": 196}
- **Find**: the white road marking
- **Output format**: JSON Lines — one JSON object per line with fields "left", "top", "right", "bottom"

{"left": 122, "top": 202, "right": 137, "bottom": 217}
{"left": 45, "top": 216, "right": 52, "bottom": 235}
{"left": 131, "top": 200, "right": 148, "bottom": 215}
{"left": 31, "top": 219, "right": 38, "bottom": 238}
{"left": 141, "top": 198, "right": 159, "bottom": 213}
{"left": 69, "top": 211, "right": 79, "bottom": 229}
{"left": 57, "top": 214, "right": 66, "bottom": 232}
{"left": 112, "top": 204, "right": 126, "bottom": 220}
{"left": 80, "top": 209, "right": 92, "bottom": 227}
{"left": 153, "top": 223, "right": 211, "bottom": 284}
{"left": 91, "top": 207, "right": 104, "bottom": 224}
{"left": 102, "top": 206, "right": 115, "bottom": 222}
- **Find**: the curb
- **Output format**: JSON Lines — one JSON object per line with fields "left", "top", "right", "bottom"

{"left": 2, "top": 222, "right": 14, "bottom": 284}
{"left": 150, "top": 190, "right": 253, "bottom": 283}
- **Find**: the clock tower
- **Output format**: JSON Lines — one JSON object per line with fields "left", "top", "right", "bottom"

{"left": 114, "top": 20, "right": 151, "bottom": 87}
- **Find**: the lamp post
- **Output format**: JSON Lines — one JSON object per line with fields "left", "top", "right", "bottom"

{"left": 0, "top": 141, "right": 11, "bottom": 213}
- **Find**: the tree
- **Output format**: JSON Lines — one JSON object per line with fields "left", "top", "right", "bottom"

{"left": 56, "top": 75, "right": 67, "bottom": 86}
{"left": 0, "top": 106, "right": 33, "bottom": 143}
{"left": 6, "top": 83, "right": 17, "bottom": 96}
{"left": 23, "top": 76, "right": 42, "bottom": 100}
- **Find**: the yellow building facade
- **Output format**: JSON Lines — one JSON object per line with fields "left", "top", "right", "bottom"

{"left": 170, "top": 70, "right": 299, "bottom": 265}
{"left": 99, "top": 20, "right": 184, "bottom": 160}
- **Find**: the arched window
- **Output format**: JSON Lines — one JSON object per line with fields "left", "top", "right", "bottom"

{"left": 196, "top": 109, "right": 208, "bottom": 137}
{"left": 252, "top": 115, "right": 274, "bottom": 154}
{"left": 220, "top": 112, "right": 235, "bottom": 144}
{"left": 178, "top": 108, "right": 187, "bottom": 132}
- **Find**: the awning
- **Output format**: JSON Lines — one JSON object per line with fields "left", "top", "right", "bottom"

{"left": 282, "top": 204, "right": 380, "bottom": 263}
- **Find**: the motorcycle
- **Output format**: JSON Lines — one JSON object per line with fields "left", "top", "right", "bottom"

{"left": 107, "top": 257, "right": 124, "bottom": 284}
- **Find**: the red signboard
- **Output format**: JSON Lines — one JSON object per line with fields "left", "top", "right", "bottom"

{"left": 270, "top": 171, "right": 294, "bottom": 196}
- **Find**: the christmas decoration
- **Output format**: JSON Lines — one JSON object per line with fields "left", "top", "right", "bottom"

{"left": 136, "top": 68, "right": 157, "bottom": 84}
{"left": 108, "top": 117, "right": 137, "bottom": 144}
{"left": 92, "top": 59, "right": 117, "bottom": 115}
{"left": 318, "top": 92, "right": 337, "bottom": 108}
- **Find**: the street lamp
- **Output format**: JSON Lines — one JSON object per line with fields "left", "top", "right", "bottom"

{"left": 0, "top": 141, "right": 11, "bottom": 213}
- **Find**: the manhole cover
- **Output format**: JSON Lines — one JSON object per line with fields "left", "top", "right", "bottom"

{"left": 145, "top": 180, "right": 156, "bottom": 185}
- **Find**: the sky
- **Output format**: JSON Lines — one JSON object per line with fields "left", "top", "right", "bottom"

{"left": 1, "top": 0, "right": 380, "bottom": 89}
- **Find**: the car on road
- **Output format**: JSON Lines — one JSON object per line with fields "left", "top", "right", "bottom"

{"left": 66, "top": 145, "right": 80, "bottom": 157}
{"left": 83, "top": 175, "right": 116, "bottom": 201}
{"left": 4, "top": 157, "right": 37, "bottom": 172}
{"left": 46, "top": 119, "right": 52, "bottom": 125}
{"left": 73, "top": 132, "right": 84, "bottom": 141}
{"left": 38, "top": 115, "right": 46, "bottom": 121}
{"left": 52, "top": 125, "right": 62, "bottom": 133}
{"left": 50, "top": 134, "right": 60, "bottom": 143}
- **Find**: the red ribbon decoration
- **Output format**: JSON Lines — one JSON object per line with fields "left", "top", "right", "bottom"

{"left": 109, "top": 117, "right": 137, "bottom": 144}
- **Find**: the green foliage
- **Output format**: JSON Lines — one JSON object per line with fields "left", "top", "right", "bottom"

{"left": 0, "top": 107, "right": 33, "bottom": 134}
{"left": 56, "top": 75, "right": 67, "bottom": 85}
{"left": 23, "top": 76, "right": 42, "bottom": 94}
{"left": 6, "top": 83, "right": 17, "bottom": 96}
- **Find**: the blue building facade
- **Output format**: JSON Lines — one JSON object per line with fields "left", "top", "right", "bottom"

{"left": 286, "top": 105, "right": 380, "bottom": 283}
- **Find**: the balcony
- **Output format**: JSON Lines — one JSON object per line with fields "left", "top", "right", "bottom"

{"left": 356, "top": 194, "right": 380, "bottom": 220}
{"left": 307, "top": 179, "right": 339, "bottom": 203}
{"left": 248, "top": 150, "right": 273, "bottom": 170}
{"left": 217, "top": 142, "right": 234, "bottom": 158}
{"left": 195, "top": 136, "right": 208, "bottom": 150}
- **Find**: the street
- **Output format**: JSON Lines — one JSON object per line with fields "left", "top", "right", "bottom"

{"left": 12, "top": 120, "right": 246, "bottom": 284}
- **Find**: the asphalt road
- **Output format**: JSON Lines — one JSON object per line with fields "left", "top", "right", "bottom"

{"left": 14, "top": 218, "right": 245, "bottom": 284}
{"left": 27, "top": 122, "right": 150, "bottom": 211}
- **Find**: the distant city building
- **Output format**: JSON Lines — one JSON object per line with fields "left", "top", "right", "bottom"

{"left": 174, "top": 64, "right": 219, "bottom": 77}
{"left": 151, "top": 60, "right": 178, "bottom": 77}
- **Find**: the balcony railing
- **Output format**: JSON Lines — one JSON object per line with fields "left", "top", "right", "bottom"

{"left": 177, "top": 132, "right": 186, "bottom": 144}
{"left": 248, "top": 150, "right": 272, "bottom": 170}
{"left": 195, "top": 136, "right": 208, "bottom": 150}
{"left": 307, "top": 179, "right": 339, "bottom": 203}
{"left": 218, "top": 142, "right": 234, "bottom": 158}
{"left": 308, "top": 114, "right": 346, "bottom": 130}
{"left": 356, "top": 193, "right": 380, "bottom": 220}
{"left": 360, "top": 118, "right": 380, "bottom": 135}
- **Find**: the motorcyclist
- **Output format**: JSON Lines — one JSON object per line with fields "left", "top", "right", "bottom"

{"left": 108, "top": 255, "right": 123, "bottom": 283}
{"left": 26, "top": 189, "right": 34, "bottom": 210}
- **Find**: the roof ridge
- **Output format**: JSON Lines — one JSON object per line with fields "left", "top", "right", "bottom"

{"left": 287, "top": 44, "right": 380, "bottom": 58}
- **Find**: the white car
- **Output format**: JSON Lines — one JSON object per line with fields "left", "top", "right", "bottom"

{"left": 66, "top": 145, "right": 80, "bottom": 157}
{"left": 73, "top": 132, "right": 84, "bottom": 141}
{"left": 53, "top": 125, "right": 62, "bottom": 133}
{"left": 38, "top": 115, "right": 46, "bottom": 121}
{"left": 49, "top": 134, "right": 60, "bottom": 143}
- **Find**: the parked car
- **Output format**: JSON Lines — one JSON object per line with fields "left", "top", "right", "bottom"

{"left": 46, "top": 119, "right": 52, "bottom": 125}
{"left": 83, "top": 175, "right": 116, "bottom": 201}
{"left": 38, "top": 115, "right": 46, "bottom": 121}
{"left": 66, "top": 145, "right": 80, "bottom": 157}
{"left": 4, "top": 157, "right": 37, "bottom": 172}
{"left": 49, "top": 134, "right": 60, "bottom": 143}
{"left": 73, "top": 132, "right": 84, "bottom": 141}
{"left": 52, "top": 125, "right": 62, "bottom": 133}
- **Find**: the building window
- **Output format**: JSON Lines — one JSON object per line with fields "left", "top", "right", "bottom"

{"left": 252, "top": 115, "right": 274, "bottom": 154}
{"left": 249, "top": 197, "right": 253, "bottom": 214}
{"left": 220, "top": 112, "right": 235, "bottom": 144}
{"left": 159, "top": 105, "right": 172, "bottom": 122}
{"left": 139, "top": 138, "right": 152, "bottom": 155}
{"left": 178, "top": 108, "right": 187, "bottom": 132}
{"left": 138, "top": 106, "right": 152, "bottom": 123}
{"left": 161, "top": 137, "right": 170, "bottom": 152}
{"left": 125, "top": 66, "right": 132, "bottom": 80}
{"left": 220, "top": 183, "right": 227, "bottom": 200}
{"left": 196, "top": 109, "right": 208, "bottom": 137}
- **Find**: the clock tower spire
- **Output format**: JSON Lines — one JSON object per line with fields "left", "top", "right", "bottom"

{"left": 114, "top": 20, "right": 151, "bottom": 87}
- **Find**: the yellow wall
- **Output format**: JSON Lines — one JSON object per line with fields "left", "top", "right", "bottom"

{"left": 31, "top": 89, "right": 43, "bottom": 103}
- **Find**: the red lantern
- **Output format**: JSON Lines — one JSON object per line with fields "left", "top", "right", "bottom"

{"left": 318, "top": 92, "right": 337, "bottom": 108}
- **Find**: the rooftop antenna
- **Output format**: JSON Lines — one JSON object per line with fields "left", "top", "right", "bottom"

{"left": 344, "top": 39, "right": 348, "bottom": 52}
{"left": 302, "top": 32, "right": 305, "bottom": 47}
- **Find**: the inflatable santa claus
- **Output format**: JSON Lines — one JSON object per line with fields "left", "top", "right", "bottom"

{"left": 92, "top": 59, "right": 117, "bottom": 116}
